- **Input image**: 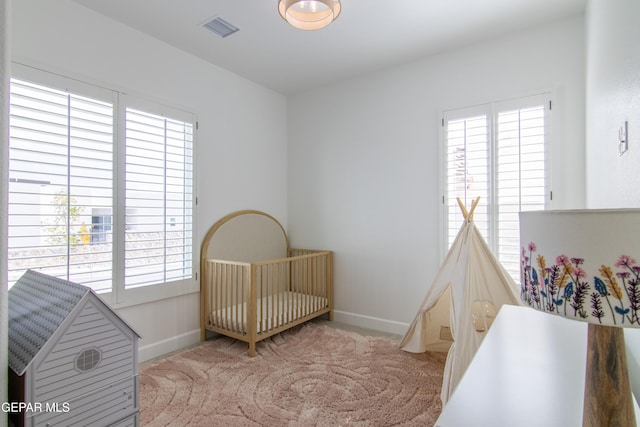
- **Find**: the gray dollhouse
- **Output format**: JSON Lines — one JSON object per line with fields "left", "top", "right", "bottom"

{"left": 8, "top": 270, "right": 140, "bottom": 427}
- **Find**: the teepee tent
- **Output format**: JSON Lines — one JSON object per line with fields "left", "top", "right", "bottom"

{"left": 400, "top": 198, "right": 520, "bottom": 403}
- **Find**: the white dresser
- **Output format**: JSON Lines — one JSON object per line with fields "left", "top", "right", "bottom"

{"left": 435, "top": 304, "right": 640, "bottom": 427}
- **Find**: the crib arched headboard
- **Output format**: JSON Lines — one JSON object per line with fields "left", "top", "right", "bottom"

{"left": 200, "top": 210, "right": 289, "bottom": 264}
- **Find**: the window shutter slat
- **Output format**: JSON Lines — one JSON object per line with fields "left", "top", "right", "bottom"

{"left": 8, "top": 79, "right": 114, "bottom": 290}
{"left": 124, "top": 108, "right": 193, "bottom": 289}
{"left": 444, "top": 114, "right": 490, "bottom": 248}
{"left": 496, "top": 104, "right": 547, "bottom": 281}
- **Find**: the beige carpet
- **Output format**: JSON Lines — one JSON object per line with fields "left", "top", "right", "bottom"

{"left": 140, "top": 323, "right": 446, "bottom": 426}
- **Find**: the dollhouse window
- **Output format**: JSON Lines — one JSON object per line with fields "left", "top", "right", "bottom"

{"left": 76, "top": 348, "right": 102, "bottom": 372}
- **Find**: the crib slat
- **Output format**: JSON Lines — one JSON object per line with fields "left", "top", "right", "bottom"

{"left": 209, "top": 262, "right": 214, "bottom": 327}
{"left": 287, "top": 259, "right": 292, "bottom": 323}
{"left": 248, "top": 265, "right": 256, "bottom": 357}
{"left": 206, "top": 261, "right": 212, "bottom": 329}
{"left": 312, "top": 256, "right": 317, "bottom": 312}
{"left": 271, "top": 264, "right": 275, "bottom": 329}
{"left": 255, "top": 266, "right": 260, "bottom": 334}
{"left": 264, "top": 265, "right": 268, "bottom": 332}
{"left": 231, "top": 264, "right": 236, "bottom": 333}
{"left": 240, "top": 264, "right": 245, "bottom": 334}
{"left": 217, "top": 263, "right": 222, "bottom": 328}
{"left": 303, "top": 256, "right": 307, "bottom": 312}
{"left": 281, "top": 262, "right": 285, "bottom": 325}
{"left": 231, "top": 264, "right": 235, "bottom": 331}
{"left": 272, "top": 264, "right": 284, "bottom": 326}
{"left": 260, "top": 266, "right": 265, "bottom": 335}
{"left": 220, "top": 262, "right": 225, "bottom": 328}
{"left": 215, "top": 262, "right": 220, "bottom": 328}
{"left": 227, "top": 264, "right": 231, "bottom": 331}
{"left": 268, "top": 264, "right": 272, "bottom": 332}
{"left": 222, "top": 263, "right": 227, "bottom": 329}
{"left": 269, "top": 263, "right": 274, "bottom": 331}
{"left": 219, "top": 263, "right": 224, "bottom": 329}
{"left": 308, "top": 256, "right": 313, "bottom": 314}
{"left": 238, "top": 264, "right": 243, "bottom": 333}
{"left": 310, "top": 256, "right": 315, "bottom": 312}
{"left": 263, "top": 265, "right": 268, "bottom": 332}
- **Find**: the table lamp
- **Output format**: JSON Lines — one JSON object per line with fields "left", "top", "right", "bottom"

{"left": 520, "top": 209, "right": 639, "bottom": 427}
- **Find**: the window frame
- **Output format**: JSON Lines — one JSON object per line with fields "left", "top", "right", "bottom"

{"left": 439, "top": 93, "right": 553, "bottom": 283}
{"left": 9, "top": 63, "right": 199, "bottom": 308}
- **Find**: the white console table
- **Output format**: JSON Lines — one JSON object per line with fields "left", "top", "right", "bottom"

{"left": 435, "top": 304, "right": 639, "bottom": 427}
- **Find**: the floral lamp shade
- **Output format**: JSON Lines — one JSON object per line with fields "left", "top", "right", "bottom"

{"left": 519, "top": 209, "right": 640, "bottom": 427}
{"left": 520, "top": 209, "right": 640, "bottom": 327}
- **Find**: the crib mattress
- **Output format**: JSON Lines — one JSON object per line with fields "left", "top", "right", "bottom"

{"left": 209, "top": 291, "right": 328, "bottom": 334}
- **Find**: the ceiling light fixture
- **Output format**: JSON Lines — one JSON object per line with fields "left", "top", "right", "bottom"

{"left": 278, "top": 0, "right": 341, "bottom": 31}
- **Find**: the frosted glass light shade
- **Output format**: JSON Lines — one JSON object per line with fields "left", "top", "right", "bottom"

{"left": 278, "top": 0, "right": 341, "bottom": 31}
{"left": 520, "top": 209, "right": 640, "bottom": 328}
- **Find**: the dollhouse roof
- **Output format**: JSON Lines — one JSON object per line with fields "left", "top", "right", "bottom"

{"left": 8, "top": 269, "right": 138, "bottom": 376}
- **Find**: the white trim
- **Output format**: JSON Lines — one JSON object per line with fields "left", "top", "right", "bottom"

{"left": 11, "top": 58, "right": 196, "bottom": 117}
{"left": 103, "top": 285, "right": 200, "bottom": 310}
{"left": 138, "top": 314, "right": 409, "bottom": 363}
{"left": 137, "top": 328, "right": 201, "bottom": 363}
{"left": 332, "top": 310, "right": 409, "bottom": 336}
{"left": 438, "top": 110, "right": 446, "bottom": 266}
{"left": 1, "top": 0, "right": 11, "bottom": 411}
{"left": 11, "top": 62, "right": 115, "bottom": 103}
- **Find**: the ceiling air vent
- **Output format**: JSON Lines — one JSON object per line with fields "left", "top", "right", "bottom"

{"left": 203, "top": 16, "right": 239, "bottom": 38}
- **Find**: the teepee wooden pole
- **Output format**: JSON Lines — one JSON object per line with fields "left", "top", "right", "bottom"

{"left": 468, "top": 197, "right": 481, "bottom": 220}
{"left": 456, "top": 197, "right": 481, "bottom": 220}
{"left": 456, "top": 198, "right": 469, "bottom": 219}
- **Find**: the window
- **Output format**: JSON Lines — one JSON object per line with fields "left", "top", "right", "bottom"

{"left": 124, "top": 108, "right": 194, "bottom": 289}
{"left": 8, "top": 78, "right": 114, "bottom": 292}
{"left": 91, "top": 209, "right": 112, "bottom": 244}
{"left": 75, "top": 348, "right": 102, "bottom": 372}
{"left": 8, "top": 65, "right": 196, "bottom": 303}
{"left": 442, "top": 94, "right": 551, "bottom": 282}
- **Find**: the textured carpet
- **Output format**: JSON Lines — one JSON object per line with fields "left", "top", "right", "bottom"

{"left": 139, "top": 323, "right": 446, "bottom": 426}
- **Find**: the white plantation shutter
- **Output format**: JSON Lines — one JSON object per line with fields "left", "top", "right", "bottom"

{"left": 496, "top": 101, "right": 548, "bottom": 279}
{"left": 444, "top": 112, "right": 489, "bottom": 248}
{"left": 124, "top": 108, "right": 194, "bottom": 288}
{"left": 8, "top": 66, "right": 197, "bottom": 302}
{"left": 8, "top": 78, "right": 114, "bottom": 290}
{"left": 443, "top": 94, "right": 550, "bottom": 282}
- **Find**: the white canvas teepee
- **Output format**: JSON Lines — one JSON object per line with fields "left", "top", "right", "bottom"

{"left": 400, "top": 198, "right": 520, "bottom": 403}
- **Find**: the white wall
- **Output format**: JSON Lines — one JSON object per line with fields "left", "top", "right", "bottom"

{"left": 287, "top": 16, "right": 586, "bottom": 334}
{"left": 585, "top": 0, "right": 640, "bottom": 207}
{"left": 11, "top": 0, "right": 288, "bottom": 361}
{"left": 584, "top": 0, "right": 640, "bottom": 401}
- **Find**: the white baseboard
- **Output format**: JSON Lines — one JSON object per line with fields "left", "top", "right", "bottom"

{"left": 332, "top": 310, "right": 410, "bottom": 336}
{"left": 138, "top": 314, "right": 410, "bottom": 362}
{"left": 138, "top": 329, "right": 201, "bottom": 363}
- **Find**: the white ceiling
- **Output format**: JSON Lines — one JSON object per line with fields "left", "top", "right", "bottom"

{"left": 72, "top": 0, "right": 586, "bottom": 95}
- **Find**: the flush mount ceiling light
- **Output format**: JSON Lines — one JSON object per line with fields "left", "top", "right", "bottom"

{"left": 278, "top": 0, "right": 341, "bottom": 31}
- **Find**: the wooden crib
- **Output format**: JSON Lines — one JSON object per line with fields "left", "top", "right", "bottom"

{"left": 200, "top": 210, "right": 333, "bottom": 356}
